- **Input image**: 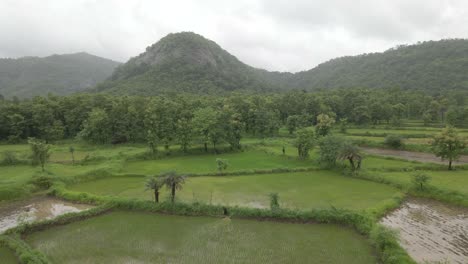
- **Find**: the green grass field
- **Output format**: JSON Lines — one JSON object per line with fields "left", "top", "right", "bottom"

{"left": 120, "top": 150, "right": 314, "bottom": 175}
{"left": 26, "top": 212, "right": 377, "bottom": 264}
{"left": 377, "top": 170, "right": 468, "bottom": 195}
{"left": 69, "top": 171, "right": 401, "bottom": 210}
{"left": 0, "top": 246, "right": 18, "bottom": 264}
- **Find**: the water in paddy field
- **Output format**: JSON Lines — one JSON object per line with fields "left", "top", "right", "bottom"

{"left": 0, "top": 196, "right": 94, "bottom": 233}
{"left": 381, "top": 198, "right": 468, "bottom": 264}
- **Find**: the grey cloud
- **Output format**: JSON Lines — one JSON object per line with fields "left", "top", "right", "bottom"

{"left": 1, "top": 0, "right": 468, "bottom": 72}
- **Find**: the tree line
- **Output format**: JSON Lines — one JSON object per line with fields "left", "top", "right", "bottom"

{"left": 0, "top": 88, "right": 466, "bottom": 149}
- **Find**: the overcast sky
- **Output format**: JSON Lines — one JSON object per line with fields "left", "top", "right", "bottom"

{"left": 1, "top": 0, "right": 467, "bottom": 72}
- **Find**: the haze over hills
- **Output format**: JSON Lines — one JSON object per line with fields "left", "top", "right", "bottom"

{"left": 0, "top": 52, "right": 121, "bottom": 98}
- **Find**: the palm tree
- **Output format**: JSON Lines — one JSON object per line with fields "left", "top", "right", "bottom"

{"left": 338, "top": 143, "right": 362, "bottom": 170}
{"left": 145, "top": 176, "right": 164, "bottom": 203}
{"left": 161, "top": 171, "right": 186, "bottom": 203}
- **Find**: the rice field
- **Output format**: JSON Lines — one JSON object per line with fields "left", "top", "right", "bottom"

{"left": 26, "top": 212, "right": 377, "bottom": 264}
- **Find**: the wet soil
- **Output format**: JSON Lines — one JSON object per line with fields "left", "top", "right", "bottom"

{"left": 361, "top": 147, "right": 468, "bottom": 165}
{"left": 0, "top": 196, "right": 93, "bottom": 233}
{"left": 381, "top": 198, "right": 468, "bottom": 264}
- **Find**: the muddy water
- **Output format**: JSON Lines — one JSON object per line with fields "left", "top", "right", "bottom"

{"left": 381, "top": 198, "right": 468, "bottom": 264}
{"left": 0, "top": 197, "right": 93, "bottom": 233}
{"left": 361, "top": 147, "right": 468, "bottom": 165}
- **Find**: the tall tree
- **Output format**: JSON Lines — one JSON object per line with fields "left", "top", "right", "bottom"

{"left": 161, "top": 171, "right": 186, "bottom": 203}
{"left": 295, "top": 127, "right": 315, "bottom": 159}
{"left": 28, "top": 138, "right": 50, "bottom": 172}
{"left": 431, "top": 126, "right": 466, "bottom": 170}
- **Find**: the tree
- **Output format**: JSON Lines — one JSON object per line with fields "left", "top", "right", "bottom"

{"left": 176, "top": 118, "right": 193, "bottom": 153}
{"left": 28, "top": 137, "right": 50, "bottom": 172}
{"left": 412, "top": 173, "right": 431, "bottom": 190}
{"left": 145, "top": 176, "right": 164, "bottom": 203}
{"left": 286, "top": 115, "right": 301, "bottom": 134}
{"left": 318, "top": 135, "right": 345, "bottom": 167}
{"left": 315, "top": 113, "right": 335, "bottom": 136}
{"left": 224, "top": 112, "right": 244, "bottom": 150}
{"left": 79, "top": 108, "right": 111, "bottom": 144}
{"left": 295, "top": 127, "right": 315, "bottom": 159}
{"left": 338, "top": 142, "right": 362, "bottom": 171}
{"left": 161, "top": 171, "right": 186, "bottom": 203}
{"left": 193, "top": 107, "right": 224, "bottom": 152}
{"left": 338, "top": 118, "right": 348, "bottom": 133}
{"left": 431, "top": 126, "right": 466, "bottom": 170}
{"left": 69, "top": 146, "right": 75, "bottom": 165}
{"left": 216, "top": 158, "right": 229, "bottom": 173}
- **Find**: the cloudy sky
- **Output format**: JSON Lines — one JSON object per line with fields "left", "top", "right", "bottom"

{"left": 1, "top": 0, "right": 467, "bottom": 72}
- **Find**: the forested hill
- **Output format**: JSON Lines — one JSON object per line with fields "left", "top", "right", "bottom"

{"left": 291, "top": 39, "right": 468, "bottom": 93}
{"left": 0, "top": 52, "right": 120, "bottom": 98}
{"left": 93, "top": 32, "right": 292, "bottom": 95}
{"left": 95, "top": 34, "right": 468, "bottom": 95}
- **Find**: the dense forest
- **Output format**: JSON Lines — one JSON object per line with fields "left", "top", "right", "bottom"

{"left": 1, "top": 88, "right": 466, "bottom": 147}
{"left": 0, "top": 52, "right": 120, "bottom": 98}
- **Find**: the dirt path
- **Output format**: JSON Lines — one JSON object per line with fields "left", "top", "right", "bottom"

{"left": 381, "top": 198, "right": 468, "bottom": 264}
{"left": 361, "top": 147, "right": 468, "bottom": 165}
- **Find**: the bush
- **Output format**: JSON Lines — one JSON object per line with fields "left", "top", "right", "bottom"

{"left": 1, "top": 151, "right": 20, "bottom": 165}
{"left": 269, "top": 193, "right": 280, "bottom": 210}
{"left": 30, "top": 175, "right": 54, "bottom": 189}
{"left": 412, "top": 172, "right": 431, "bottom": 191}
{"left": 384, "top": 135, "right": 404, "bottom": 149}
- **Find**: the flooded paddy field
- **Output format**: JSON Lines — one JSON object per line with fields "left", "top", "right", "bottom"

{"left": 381, "top": 198, "right": 468, "bottom": 264}
{"left": 0, "top": 196, "right": 93, "bottom": 233}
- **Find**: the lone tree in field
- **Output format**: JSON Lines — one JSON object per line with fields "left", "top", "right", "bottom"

{"left": 295, "top": 127, "right": 315, "bottom": 159}
{"left": 431, "top": 126, "right": 466, "bottom": 170}
{"left": 269, "top": 193, "right": 280, "bottom": 211}
{"left": 145, "top": 176, "right": 164, "bottom": 203}
{"left": 412, "top": 172, "right": 431, "bottom": 191}
{"left": 338, "top": 142, "right": 362, "bottom": 171}
{"left": 161, "top": 171, "right": 186, "bottom": 203}
{"left": 69, "top": 146, "right": 75, "bottom": 165}
{"left": 216, "top": 158, "right": 229, "bottom": 173}
{"left": 28, "top": 137, "right": 50, "bottom": 172}
{"left": 315, "top": 113, "right": 336, "bottom": 137}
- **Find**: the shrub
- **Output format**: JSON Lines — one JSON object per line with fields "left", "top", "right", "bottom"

{"left": 1, "top": 151, "right": 20, "bottom": 165}
{"left": 216, "top": 158, "right": 229, "bottom": 173}
{"left": 412, "top": 172, "right": 431, "bottom": 190}
{"left": 30, "top": 175, "right": 54, "bottom": 189}
{"left": 318, "top": 135, "right": 345, "bottom": 168}
{"left": 269, "top": 193, "right": 280, "bottom": 210}
{"left": 384, "top": 135, "right": 404, "bottom": 149}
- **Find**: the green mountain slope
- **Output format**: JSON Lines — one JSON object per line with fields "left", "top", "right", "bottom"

{"left": 292, "top": 39, "right": 468, "bottom": 93}
{"left": 94, "top": 32, "right": 291, "bottom": 95}
{"left": 0, "top": 52, "right": 120, "bottom": 98}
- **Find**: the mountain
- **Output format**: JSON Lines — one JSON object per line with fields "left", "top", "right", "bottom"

{"left": 94, "top": 32, "right": 291, "bottom": 95}
{"left": 291, "top": 39, "right": 468, "bottom": 93}
{"left": 0, "top": 52, "right": 121, "bottom": 98}
{"left": 96, "top": 33, "right": 468, "bottom": 95}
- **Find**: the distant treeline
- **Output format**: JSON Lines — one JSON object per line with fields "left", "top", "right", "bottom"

{"left": 0, "top": 88, "right": 466, "bottom": 147}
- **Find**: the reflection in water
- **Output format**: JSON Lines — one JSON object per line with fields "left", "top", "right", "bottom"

{"left": 0, "top": 197, "right": 93, "bottom": 233}
{"left": 381, "top": 198, "right": 468, "bottom": 264}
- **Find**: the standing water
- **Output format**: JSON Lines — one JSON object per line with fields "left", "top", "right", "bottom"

{"left": 0, "top": 196, "right": 93, "bottom": 233}
{"left": 381, "top": 198, "right": 468, "bottom": 264}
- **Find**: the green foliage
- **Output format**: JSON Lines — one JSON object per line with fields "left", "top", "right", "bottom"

{"left": 338, "top": 142, "right": 362, "bottom": 171}
{"left": 0, "top": 234, "right": 50, "bottom": 264}
{"left": 295, "top": 127, "right": 315, "bottom": 158}
{"left": 412, "top": 172, "right": 431, "bottom": 190}
{"left": 384, "top": 135, "right": 404, "bottom": 149}
{"left": 78, "top": 108, "right": 111, "bottom": 144}
{"left": 160, "top": 171, "right": 186, "bottom": 203}
{"left": 431, "top": 126, "right": 466, "bottom": 170}
{"left": 315, "top": 113, "right": 336, "bottom": 136}
{"left": 0, "top": 151, "right": 20, "bottom": 165}
{"left": 216, "top": 158, "right": 229, "bottom": 173}
{"left": 145, "top": 176, "right": 164, "bottom": 202}
{"left": 28, "top": 138, "right": 50, "bottom": 172}
{"left": 269, "top": 192, "right": 280, "bottom": 210}
{"left": 318, "top": 135, "right": 345, "bottom": 167}
{"left": 370, "top": 225, "right": 415, "bottom": 264}
{"left": 30, "top": 174, "right": 53, "bottom": 190}
{"left": 0, "top": 52, "right": 120, "bottom": 98}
